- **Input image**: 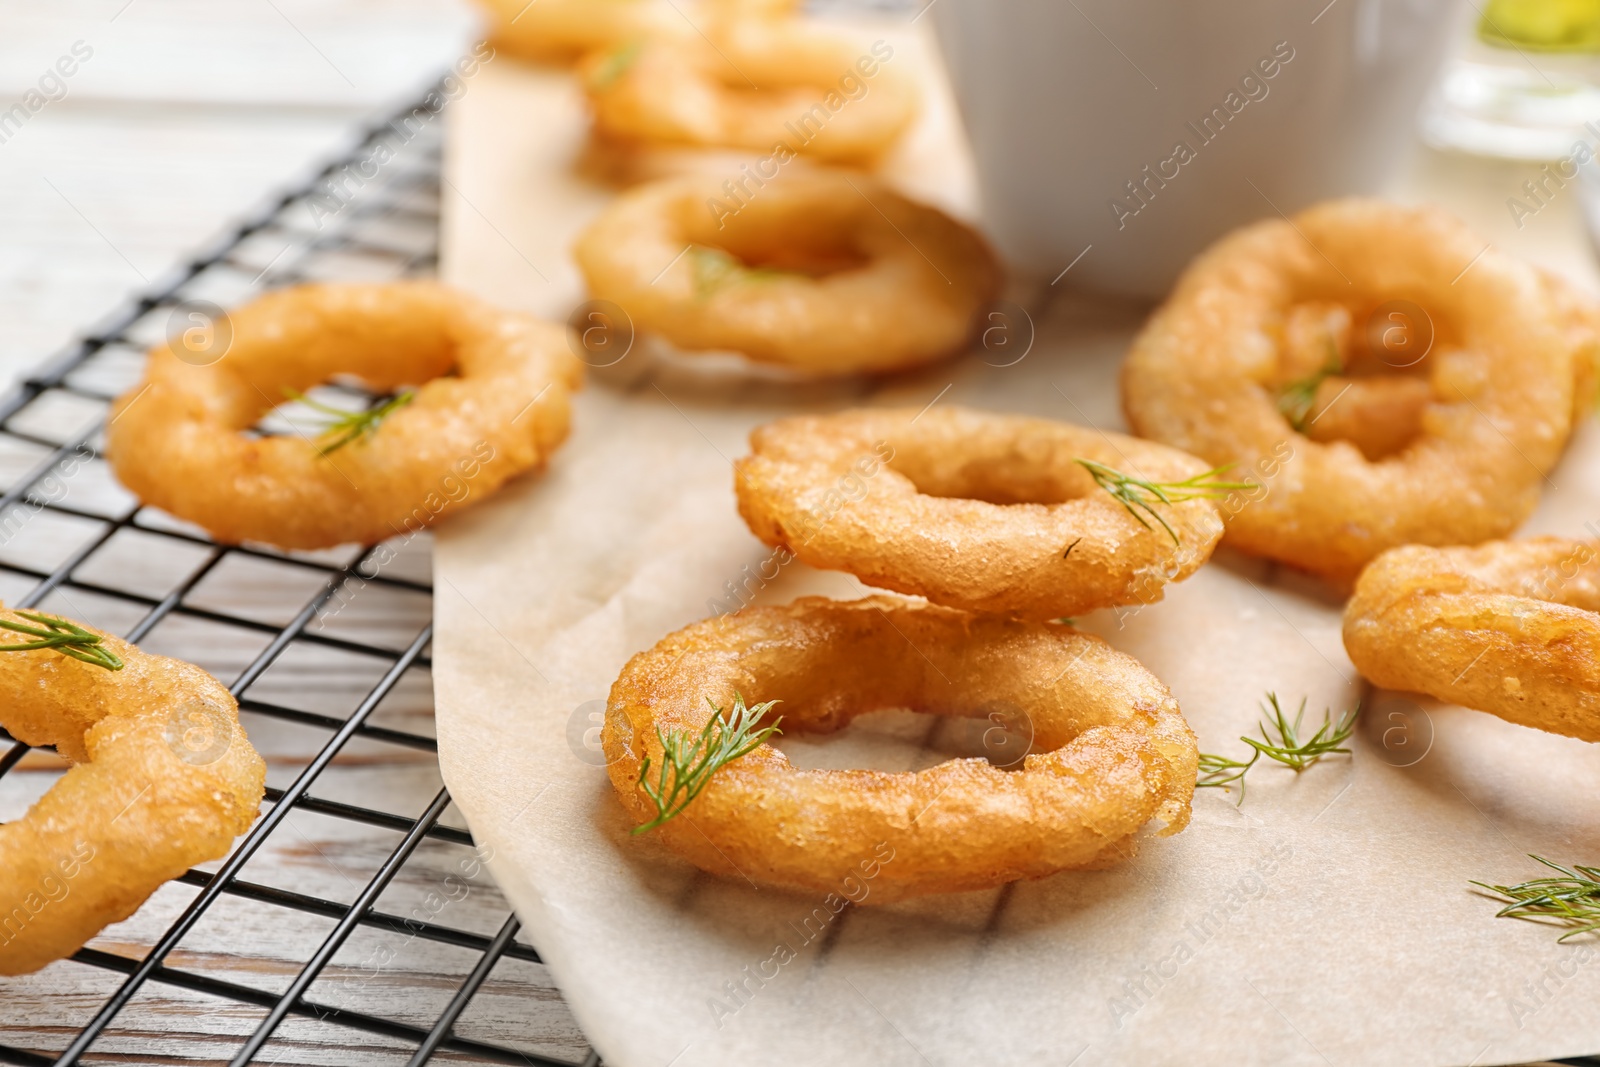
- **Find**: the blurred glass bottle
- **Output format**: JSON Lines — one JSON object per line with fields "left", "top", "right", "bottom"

{"left": 1423, "top": 0, "right": 1600, "bottom": 158}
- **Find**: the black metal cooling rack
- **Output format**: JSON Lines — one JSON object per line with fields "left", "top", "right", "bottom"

{"left": 0, "top": 89, "right": 598, "bottom": 1067}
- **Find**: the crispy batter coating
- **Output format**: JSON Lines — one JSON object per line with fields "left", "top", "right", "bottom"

{"left": 1344, "top": 538, "right": 1600, "bottom": 741}
{"left": 478, "top": 0, "right": 675, "bottom": 62}
{"left": 579, "top": 19, "right": 917, "bottom": 163}
{"left": 106, "top": 283, "right": 582, "bottom": 550}
{"left": 735, "top": 407, "right": 1226, "bottom": 620}
{"left": 478, "top": 0, "right": 800, "bottom": 62}
{"left": 574, "top": 172, "right": 1000, "bottom": 375}
{"left": 1122, "top": 199, "right": 1589, "bottom": 585}
{"left": 603, "top": 596, "right": 1197, "bottom": 901}
{"left": 0, "top": 610, "right": 265, "bottom": 975}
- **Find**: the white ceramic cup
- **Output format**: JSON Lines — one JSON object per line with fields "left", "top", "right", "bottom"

{"left": 931, "top": 0, "right": 1461, "bottom": 296}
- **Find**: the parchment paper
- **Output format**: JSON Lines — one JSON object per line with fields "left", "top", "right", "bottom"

{"left": 434, "top": 21, "right": 1600, "bottom": 1066}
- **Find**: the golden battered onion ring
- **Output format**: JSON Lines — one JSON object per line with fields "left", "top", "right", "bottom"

{"left": 579, "top": 21, "right": 917, "bottom": 162}
{"left": 0, "top": 609, "right": 265, "bottom": 975}
{"left": 107, "top": 283, "right": 582, "bottom": 550}
{"left": 734, "top": 407, "right": 1227, "bottom": 620}
{"left": 1122, "top": 199, "right": 1584, "bottom": 585}
{"left": 603, "top": 595, "right": 1197, "bottom": 901}
{"left": 699, "top": 0, "right": 803, "bottom": 17}
{"left": 573, "top": 172, "right": 1000, "bottom": 374}
{"left": 478, "top": 0, "right": 674, "bottom": 62}
{"left": 479, "top": 0, "right": 801, "bottom": 61}
{"left": 1344, "top": 538, "right": 1600, "bottom": 742}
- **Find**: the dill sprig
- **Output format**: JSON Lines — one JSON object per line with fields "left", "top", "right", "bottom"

{"left": 1243, "top": 692, "right": 1358, "bottom": 769}
{"left": 690, "top": 246, "right": 794, "bottom": 296}
{"left": 1074, "top": 459, "right": 1252, "bottom": 545}
{"left": 633, "top": 692, "right": 782, "bottom": 834}
{"left": 0, "top": 610, "right": 123, "bottom": 671}
{"left": 1197, "top": 692, "right": 1358, "bottom": 803}
{"left": 1277, "top": 343, "right": 1342, "bottom": 431}
{"left": 1197, "top": 749, "right": 1257, "bottom": 796}
{"left": 589, "top": 39, "right": 643, "bottom": 90}
{"left": 1474, "top": 857, "right": 1600, "bottom": 942}
{"left": 284, "top": 387, "right": 416, "bottom": 455}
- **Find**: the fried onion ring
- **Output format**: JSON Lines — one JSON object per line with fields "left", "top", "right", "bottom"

{"left": 574, "top": 173, "right": 1000, "bottom": 375}
{"left": 107, "top": 282, "right": 582, "bottom": 550}
{"left": 479, "top": 0, "right": 674, "bottom": 62}
{"left": 1344, "top": 538, "right": 1600, "bottom": 742}
{"left": 0, "top": 609, "right": 265, "bottom": 975}
{"left": 734, "top": 407, "right": 1227, "bottom": 620}
{"left": 1122, "top": 199, "right": 1584, "bottom": 585}
{"left": 603, "top": 595, "right": 1197, "bottom": 901}
{"left": 579, "top": 21, "right": 917, "bottom": 162}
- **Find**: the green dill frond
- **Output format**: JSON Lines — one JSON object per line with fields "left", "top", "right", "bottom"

{"left": 690, "top": 246, "right": 795, "bottom": 296}
{"left": 0, "top": 610, "right": 123, "bottom": 670}
{"left": 633, "top": 692, "right": 782, "bottom": 834}
{"left": 1242, "top": 692, "right": 1358, "bottom": 770}
{"left": 1474, "top": 856, "right": 1600, "bottom": 942}
{"left": 284, "top": 387, "right": 416, "bottom": 455}
{"left": 589, "top": 39, "right": 643, "bottom": 90}
{"left": 1196, "top": 692, "right": 1357, "bottom": 803}
{"left": 1196, "top": 749, "right": 1259, "bottom": 802}
{"left": 1277, "top": 342, "right": 1343, "bottom": 431}
{"left": 1075, "top": 458, "right": 1252, "bottom": 545}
